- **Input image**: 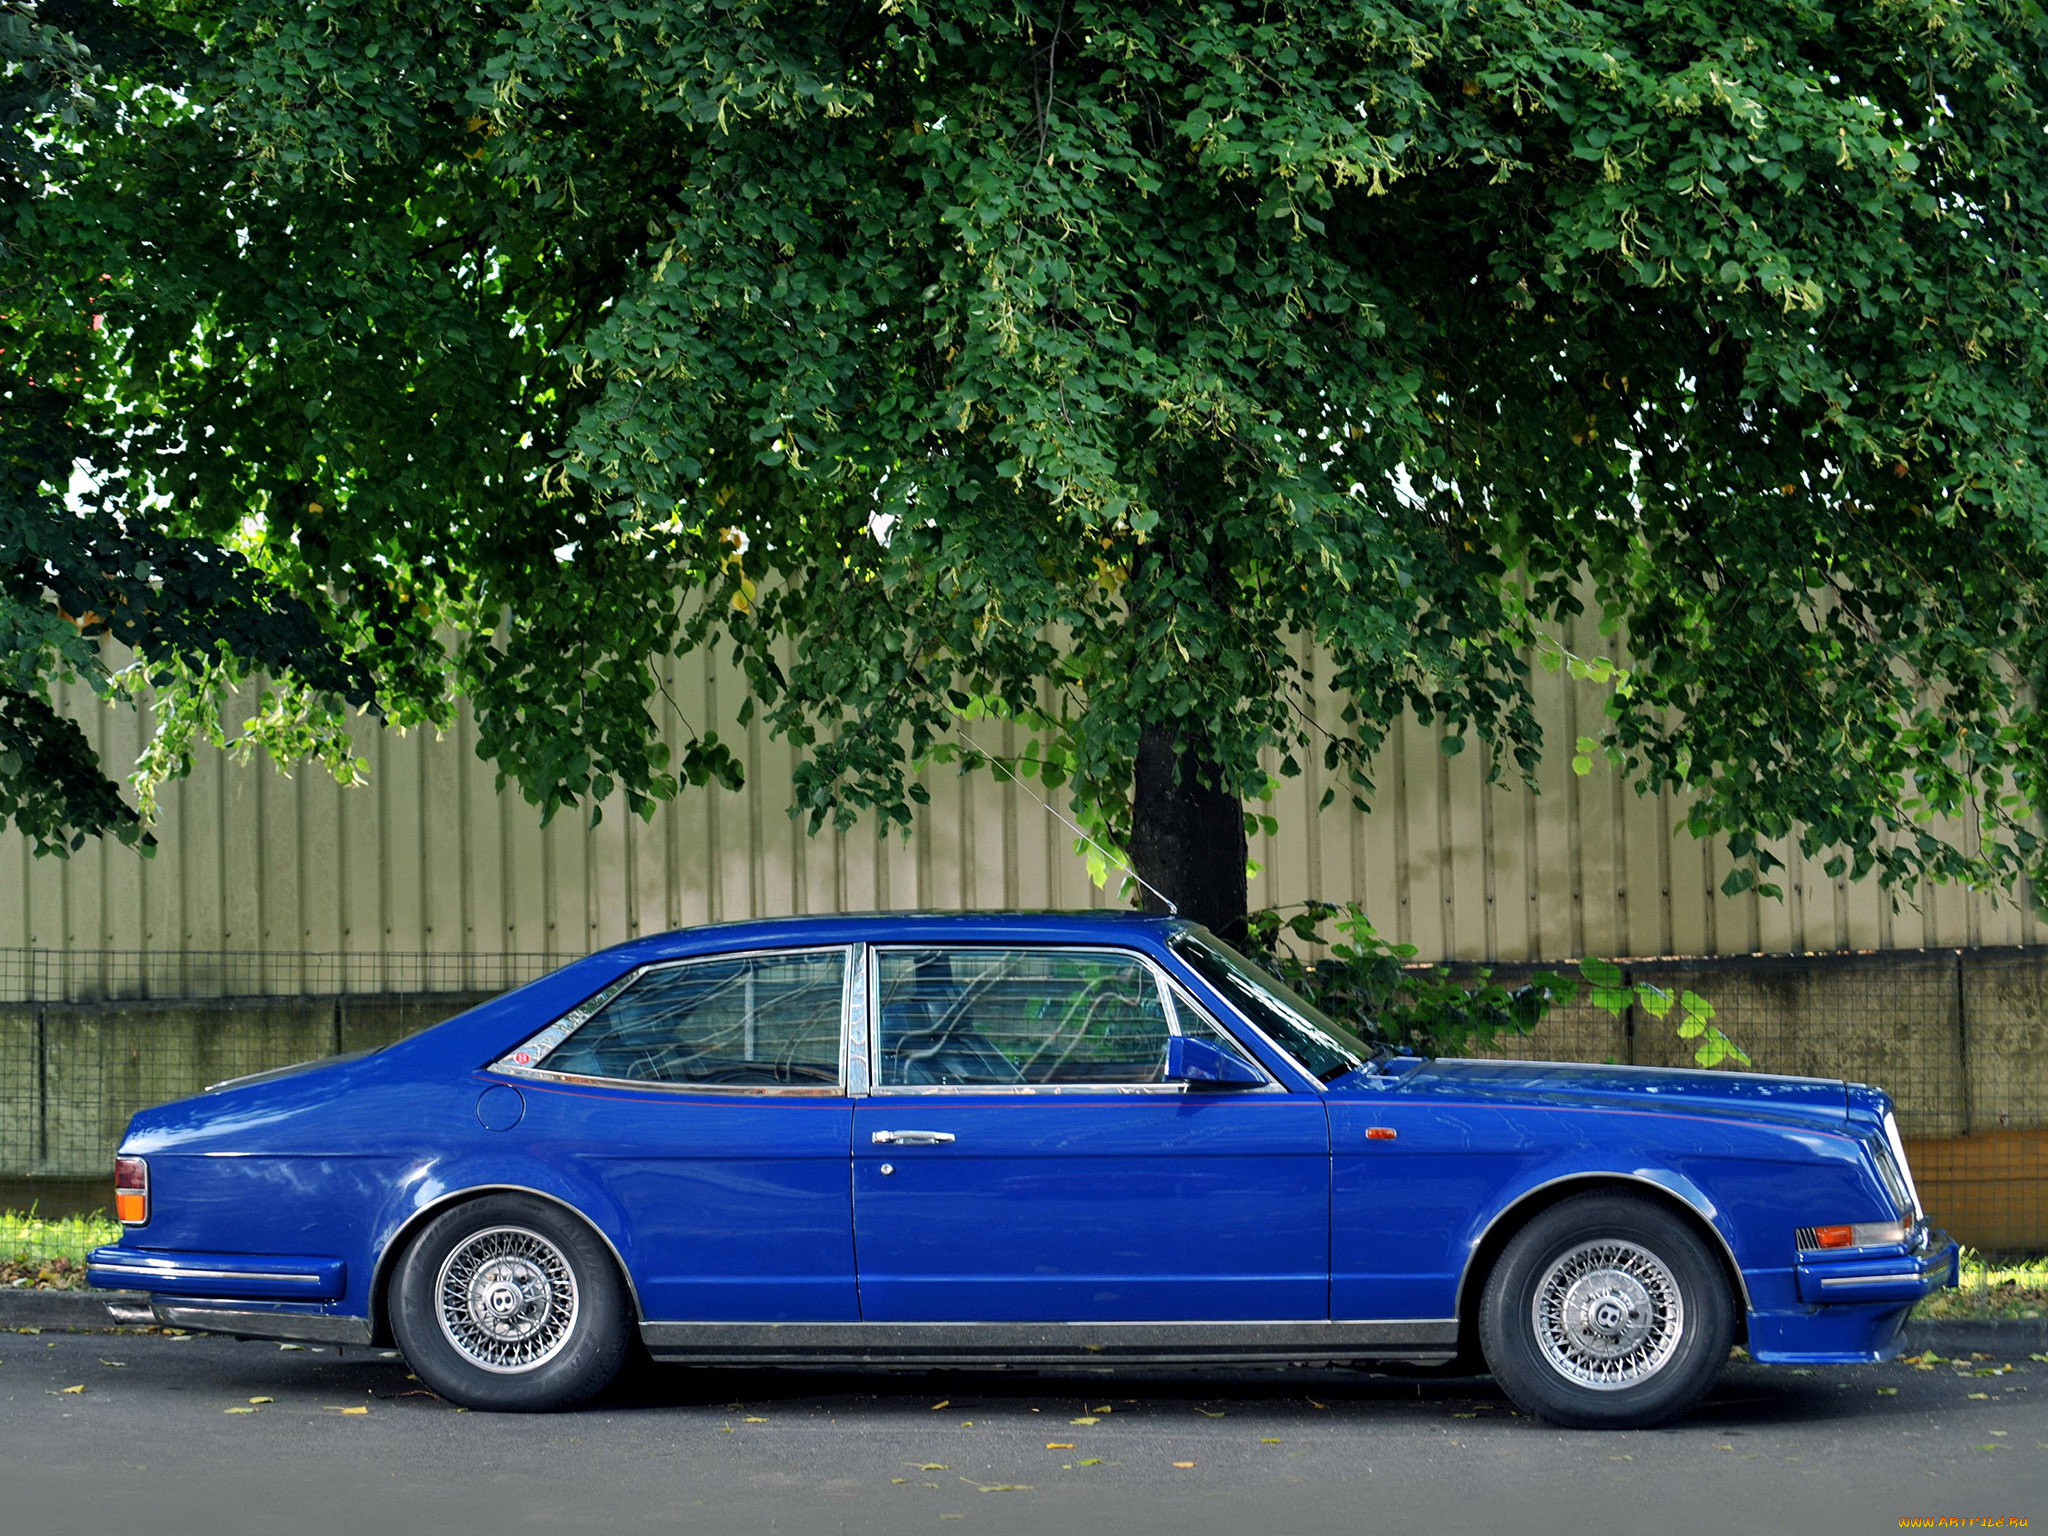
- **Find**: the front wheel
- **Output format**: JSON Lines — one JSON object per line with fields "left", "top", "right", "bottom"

{"left": 390, "top": 1193, "right": 630, "bottom": 1411}
{"left": 1478, "top": 1193, "right": 1734, "bottom": 1429}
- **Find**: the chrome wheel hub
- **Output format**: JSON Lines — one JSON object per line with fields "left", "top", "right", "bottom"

{"left": 1532, "top": 1239, "right": 1683, "bottom": 1391}
{"left": 435, "top": 1226, "right": 579, "bottom": 1374}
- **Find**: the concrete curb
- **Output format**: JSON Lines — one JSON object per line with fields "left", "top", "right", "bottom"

{"left": 1, "top": 1288, "right": 2043, "bottom": 1355}
{"left": 0, "top": 1288, "right": 147, "bottom": 1330}
{"left": 1902, "top": 1317, "right": 2048, "bottom": 1357}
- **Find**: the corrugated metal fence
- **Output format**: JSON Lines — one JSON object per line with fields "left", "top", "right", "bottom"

{"left": 4, "top": 615, "right": 2040, "bottom": 981}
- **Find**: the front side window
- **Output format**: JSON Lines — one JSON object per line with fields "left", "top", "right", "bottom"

{"left": 875, "top": 947, "right": 1175, "bottom": 1088}
{"left": 1168, "top": 927, "right": 1375, "bottom": 1082}
{"left": 539, "top": 948, "right": 847, "bottom": 1089}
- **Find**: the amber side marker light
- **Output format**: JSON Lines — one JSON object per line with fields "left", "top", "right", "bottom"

{"left": 1798, "top": 1220, "right": 1912, "bottom": 1251}
{"left": 114, "top": 1156, "right": 148, "bottom": 1225}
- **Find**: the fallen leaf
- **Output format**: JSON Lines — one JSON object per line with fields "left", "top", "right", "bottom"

{"left": 2029, "top": 1353, "right": 2048, "bottom": 1363}
{"left": 98, "top": 1359, "right": 125, "bottom": 1368}
{"left": 1308, "top": 1399, "right": 1327, "bottom": 1409}
{"left": 743, "top": 1416, "right": 768, "bottom": 1423}
{"left": 1968, "top": 1393, "right": 1991, "bottom": 1400}
{"left": 223, "top": 1406, "right": 256, "bottom": 1415}
{"left": 718, "top": 1426, "right": 733, "bottom": 1434}
{"left": 1090, "top": 1405, "right": 1113, "bottom": 1413}
{"left": 913, "top": 1464, "right": 950, "bottom": 1472}
{"left": 1078, "top": 1458, "right": 1103, "bottom": 1467}
{"left": 1193, "top": 1407, "right": 1224, "bottom": 1418}
{"left": 1972, "top": 1353, "right": 1994, "bottom": 1362}
{"left": 1046, "top": 1443, "right": 1075, "bottom": 1450}
{"left": 1975, "top": 1444, "right": 2005, "bottom": 1452}
{"left": 17, "top": 1327, "right": 39, "bottom": 1335}
{"left": 1877, "top": 1387, "right": 1898, "bottom": 1396}
{"left": 1608, "top": 1455, "right": 1632, "bottom": 1462}
{"left": 1260, "top": 1437, "right": 1282, "bottom": 1444}
{"left": 1172, "top": 1461, "right": 1195, "bottom": 1469}
{"left": 59, "top": 1384, "right": 83, "bottom": 1394}
{"left": 891, "top": 1478, "right": 908, "bottom": 1485}
{"left": 1452, "top": 1412, "right": 1479, "bottom": 1419}
{"left": 1069, "top": 1416, "right": 1100, "bottom": 1426}
{"left": 930, "top": 1399, "right": 950, "bottom": 1411}
{"left": 249, "top": 1396, "right": 274, "bottom": 1404}
{"left": 1990, "top": 1430, "right": 2008, "bottom": 1436}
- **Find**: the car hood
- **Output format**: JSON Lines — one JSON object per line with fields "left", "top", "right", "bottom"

{"left": 1352, "top": 1057, "right": 1849, "bottom": 1130}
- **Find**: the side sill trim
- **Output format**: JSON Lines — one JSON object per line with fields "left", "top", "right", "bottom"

{"left": 151, "top": 1304, "right": 373, "bottom": 1346}
{"left": 638, "top": 1318, "right": 1458, "bottom": 1365}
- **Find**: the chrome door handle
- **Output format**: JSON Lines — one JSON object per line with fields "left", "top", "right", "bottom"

{"left": 870, "top": 1130, "right": 956, "bottom": 1146}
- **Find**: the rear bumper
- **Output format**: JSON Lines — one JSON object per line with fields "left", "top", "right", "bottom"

{"left": 1750, "top": 1230, "right": 1958, "bottom": 1365}
{"left": 86, "top": 1245, "right": 346, "bottom": 1303}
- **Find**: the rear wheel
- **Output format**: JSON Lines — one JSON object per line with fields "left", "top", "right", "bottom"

{"left": 390, "top": 1193, "right": 630, "bottom": 1411}
{"left": 1478, "top": 1192, "right": 1733, "bottom": 1429}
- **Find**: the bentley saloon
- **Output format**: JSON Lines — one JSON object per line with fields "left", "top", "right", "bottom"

{"left": 87, "top": 912, "right": 1955, "bottom": 1427}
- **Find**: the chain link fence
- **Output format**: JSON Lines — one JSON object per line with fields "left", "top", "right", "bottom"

{"left": 2, "top": 943, "right": 2042, "bottom": 1253}
{"left": 1464, "top": 948, "right": 2046, "bottom": 1254}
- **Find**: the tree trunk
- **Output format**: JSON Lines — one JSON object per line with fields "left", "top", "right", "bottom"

{"left": 1127, "top": 722, "right": 1248, "bottom": 942}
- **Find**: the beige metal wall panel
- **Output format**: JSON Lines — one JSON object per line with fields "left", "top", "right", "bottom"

{"left": 1, "top": 632, "right": 2039, "bottom": 993}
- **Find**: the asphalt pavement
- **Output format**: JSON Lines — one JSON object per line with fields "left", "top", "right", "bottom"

{"left": 1, "top": 1324, "right": 2039, "bottom": 1536}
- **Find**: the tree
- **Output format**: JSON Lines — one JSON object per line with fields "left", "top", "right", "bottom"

{"left": 7, "top": 0, "right": 2048, "bottom": 938}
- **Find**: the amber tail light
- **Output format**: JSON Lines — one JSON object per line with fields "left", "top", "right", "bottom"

{"left": 114, "top": 1156, "right": 148, "bottom": 1225}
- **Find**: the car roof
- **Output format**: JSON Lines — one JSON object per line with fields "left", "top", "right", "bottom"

{"left": 590, "top": 910, "right": 1185, "bottom": 968}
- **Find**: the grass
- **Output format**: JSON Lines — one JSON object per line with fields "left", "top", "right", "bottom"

{"left": 0, "top": 1205, "right": 2040, "bottom": 1314}
{"left": 0, "top": 1208, "right": 121, "bottom": 1289}
{"left": 1913, "top": 1249, "right": 2048, "bottom": 1321}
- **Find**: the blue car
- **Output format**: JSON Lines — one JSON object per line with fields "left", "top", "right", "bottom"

{"left": 87, "top": 912, "right": 1956, "bottom": 1427}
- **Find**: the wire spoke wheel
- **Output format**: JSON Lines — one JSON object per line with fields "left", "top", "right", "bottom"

{"left": 1479, "top": 1193, "right": 1733, "bottom": 1429}
{"left": 1530, "top": 1237, "right": 1684, "bottom": 1390}
{"left": 433, "top": 1225, "right": 581, "bottom": 1374}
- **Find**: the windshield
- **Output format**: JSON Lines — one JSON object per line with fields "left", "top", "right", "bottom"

{"left": 1168, "top": 928, "right": 1379, "bottom": 1082}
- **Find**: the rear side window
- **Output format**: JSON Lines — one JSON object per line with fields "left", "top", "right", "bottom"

{"left": 541, "top": 949, "right": 847, "bottom": 1089}
{"left": 875, "top": 947, "right": 1172, "bottom": 1087}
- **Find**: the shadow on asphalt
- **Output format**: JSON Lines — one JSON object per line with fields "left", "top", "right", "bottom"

{"left": 578, "top": 1358, "right": 1850, "bottom": 1427}
{"left": 149, "top": 1335, "right": 1866, "bottom": 1430}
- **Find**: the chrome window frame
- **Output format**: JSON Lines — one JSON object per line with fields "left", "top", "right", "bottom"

{"left": 488, "top": 945, "right": 857, "bottom": 1097}
{"left": 865, "top": 943, "right": 1281, "bottom": 1097}
{"left": 1161, "top": 931, "right": 1370, "bottom": 1090}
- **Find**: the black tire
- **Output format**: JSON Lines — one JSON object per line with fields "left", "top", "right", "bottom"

{"left": 390, "top": 1193, "right": 631, "bottom": 1412}
{"left": 1477, "top": 1192, "right": 1734, "bottom": 1429}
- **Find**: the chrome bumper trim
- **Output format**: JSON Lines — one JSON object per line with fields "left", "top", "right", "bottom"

{"left": 92, "top": 1263, "right": 323, "bottom": 1286}
{"left": 638, "top": 1318, "right": 1459, "bottom": 1365}
{"left": 1818, "top": 1271, "right": 1937, "bottom": 1290}
{"left": 152, "top": 1304, "right": 374, "bottom": 1345}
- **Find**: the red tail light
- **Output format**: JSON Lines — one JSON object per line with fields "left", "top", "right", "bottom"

{"left": 114, "top": 1156, "right": 148, "bottom": 1225}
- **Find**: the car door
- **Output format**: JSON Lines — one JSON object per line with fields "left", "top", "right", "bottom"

{"left": 494, "top": 945, "right": 858, "bottom": 1323}
{"left": 851, "top": 944, "right": 1330, "bottom": 1322}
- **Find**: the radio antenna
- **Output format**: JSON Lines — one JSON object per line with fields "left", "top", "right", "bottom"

{"left": 946, "top": 722, "right": 1179, "bottom": 917}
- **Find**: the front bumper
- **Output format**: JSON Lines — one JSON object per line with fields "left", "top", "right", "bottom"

{"left": 1793, "top": 1234, "right": 1959, "bottom": 1306}
{"left": 1750, "top": 1229, "right": 1959, "bottom": 1365}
